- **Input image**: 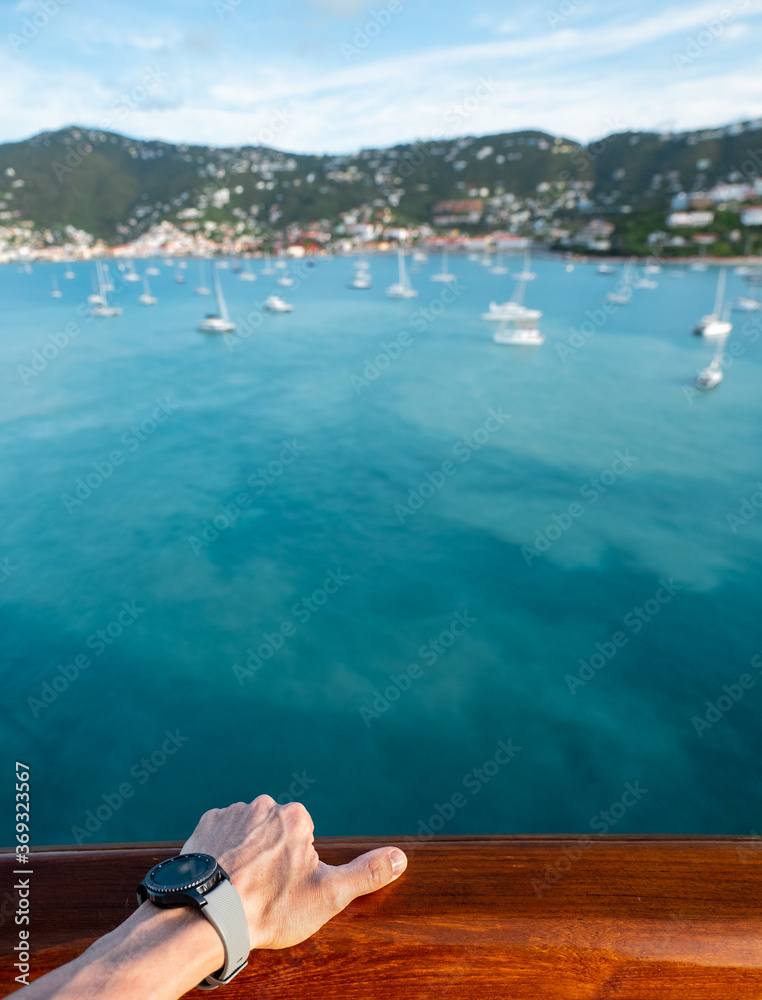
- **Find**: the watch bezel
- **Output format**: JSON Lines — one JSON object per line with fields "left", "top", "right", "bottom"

{"left": 142, "top": 853, "right": 222, "bottom": 895}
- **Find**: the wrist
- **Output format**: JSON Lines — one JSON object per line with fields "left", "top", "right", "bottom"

{"left": 119, "top": 901, "right": 226, "bottom": 989}
{"left": 74, "top": 902, "right": 226, "bottom": 1000}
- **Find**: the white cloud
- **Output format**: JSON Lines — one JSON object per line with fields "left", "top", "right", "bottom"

{"left": 2, "top": 0, "right": 762, "bottom": 152}
{"left": 131, "top": 36, "right": 167, "bottom": 50}
{"left": 724, "top": 21, "right": 748, "bottom": 40}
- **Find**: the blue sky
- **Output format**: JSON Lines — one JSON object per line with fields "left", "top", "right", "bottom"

{"left": 3, "top": 0, "right": 762, "bottom": 152}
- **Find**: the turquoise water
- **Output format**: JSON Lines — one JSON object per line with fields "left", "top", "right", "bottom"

{"left": 2, "top": 254, "right": 761, "bottom": 846}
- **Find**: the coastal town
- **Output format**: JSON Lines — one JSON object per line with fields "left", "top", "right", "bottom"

{"left": 1, "top": 119, "right": 761, "bottom": 263}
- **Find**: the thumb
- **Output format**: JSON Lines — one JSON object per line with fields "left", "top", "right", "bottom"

{"left": 323, "top": 846, "right": 408, "bottom": 912}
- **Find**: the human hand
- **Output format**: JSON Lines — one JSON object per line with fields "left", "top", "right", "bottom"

{"left": 182, "top": 795, "right": 407, "bottom": 950}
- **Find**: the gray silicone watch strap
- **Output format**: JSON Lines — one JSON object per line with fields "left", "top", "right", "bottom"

{"left": 196, "top": 877, "right": 250, "bottom": 990}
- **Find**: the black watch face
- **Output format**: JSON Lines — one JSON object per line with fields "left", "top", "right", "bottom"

{"left": 147, "top": 853, "right": 218, "bottom": 891}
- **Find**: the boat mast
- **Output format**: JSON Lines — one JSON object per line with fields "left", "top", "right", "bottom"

{"left": 713, "top": 269, "right": 727, "bottom": 316}
{"left": 213, "top": 267, "right": 230, "bottom": 322}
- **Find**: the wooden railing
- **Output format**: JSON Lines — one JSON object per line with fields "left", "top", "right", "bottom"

{"left": 2, "top": 836, "right": 762, "bottom": 998}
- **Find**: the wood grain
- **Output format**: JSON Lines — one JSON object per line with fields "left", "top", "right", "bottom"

{"left": 2, "top": 836, "right": 761, "bottom": 998}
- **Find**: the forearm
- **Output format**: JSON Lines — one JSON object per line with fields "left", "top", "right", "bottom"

{"left": 16, "top": 902, "right": 225, "bottom": 1000}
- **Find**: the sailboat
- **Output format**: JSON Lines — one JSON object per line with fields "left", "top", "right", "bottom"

{"left": 277, "top": 263, "right": 294, "bottom": 287}
{"left": 138, "top": 275, "right": 157, "bottom": 305}
{"left": 431, "top": 248, "right": 456, "bottom": 283}
{"left": 513, "top": 250, "right": 536, "bottom": 281}
{"left": 607, "top": 259, "right": 636, "bottom": 303}
{"left": 194, "top": 260, "right": 211, "bottom": 295}
{"left": 146, "top": 265, "right": 160, "bottom": 276}
{"left": 89, "top": 261, "right": 123, "bottom": 316}
{"left": 694, "top": 269, "right": 729, "bottom": 335}
{"left": 123, "top": 260, "right": 141, "bottom": 283}
{"left": 265, "top": 294, "right": 293, "bottom": 312}
{"left": 198, "top": 267, "right": 236, "bottom": 333}
{"left": 238, "top": 259, "right": 256, "bottom": 282}
{"left": 493, "top": 315, "right": 545, "bottom": 346}
{"left": 349, "top": 258, "right": 372, "bottom": 289}
{"left": 63, "top": 267, "right": 75, "bottom": 279}
{"left": 491, "top": 273, "right": 543, "bottom": 345}
{"left": 261, "top": 252, "right": 275, "bottom": 276}
{"left": 490, "top": 250, "right": 508, "bottom": 275}
{"left": 482, "top": 272, "right": 540, "bottom": 323}
{"left": 696, "top": 334, "right": 728, "bottom": 390}
{"left": 387, "top": 249, "right": 418, "bottom": 298}
{"left": 732, "top": 294, "right": 760, "bottom": 312}
{"left": 50, "top": 273, "right": 63, "bottom": 298}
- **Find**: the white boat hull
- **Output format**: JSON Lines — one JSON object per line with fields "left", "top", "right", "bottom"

{"left": 493, "top": 329, "right": 544, "bottom": 346}
{"left": 198, "top": 317, "right": 236, "bottom": 332}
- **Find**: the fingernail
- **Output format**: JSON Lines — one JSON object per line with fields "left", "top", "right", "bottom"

{"left": 389, "top": 849, "right": 407, "bottom": 876}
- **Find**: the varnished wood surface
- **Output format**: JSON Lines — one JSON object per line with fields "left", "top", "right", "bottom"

{"left": 2, "top": 836, "right": 762, "bottom": 998}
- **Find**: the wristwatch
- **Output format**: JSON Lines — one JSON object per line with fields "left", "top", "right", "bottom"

{"left": 137, "top": 853, "right": 250, "bottom": 990}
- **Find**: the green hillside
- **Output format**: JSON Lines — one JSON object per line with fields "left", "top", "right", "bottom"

{"left": 0, "top": 120, "right": 760, "bottom": 253}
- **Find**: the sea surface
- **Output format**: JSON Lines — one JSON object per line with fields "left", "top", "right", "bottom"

{"left": 1, "top": 253, "right": 761, "bottom": 847}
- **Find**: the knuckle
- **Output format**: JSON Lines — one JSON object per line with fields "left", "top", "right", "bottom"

{"left": 280, "top": 800, "right": 311, "bottom": 827}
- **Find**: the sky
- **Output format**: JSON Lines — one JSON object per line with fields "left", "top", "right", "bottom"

{"left": 2, "top": 0, "right": 762, "bottom": 153}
